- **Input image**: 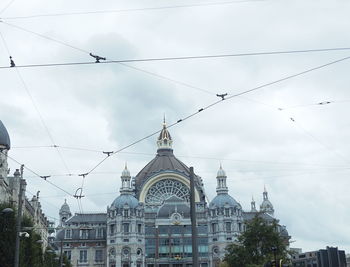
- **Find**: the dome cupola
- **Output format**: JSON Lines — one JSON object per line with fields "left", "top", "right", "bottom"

{"left": 216, "top": 164, "right": 228, "bottom": 195}
{"left": 111, "top": 164, "right": 140, "bottom": 209}
{"left": 209, "top": 164, "right": 240, "bottom": 209}
{"left": 260, "top": 186, "right": 274, "bottom": 216}
{"left": 157, "top": 120, "right": 172, "bottom": 150}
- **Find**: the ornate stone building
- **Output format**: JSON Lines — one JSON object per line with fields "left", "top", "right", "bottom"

{"left": 56, "top": 122, "right": 289, "bottom": 267}
{"left": 0, "top": 120, "right": 51, "bottom": 249}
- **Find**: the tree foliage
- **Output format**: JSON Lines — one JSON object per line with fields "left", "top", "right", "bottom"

{"left": 0, "top": 202, "right": 71, "bottom": 267}
{"left": 224, "top": 215, "right": 290, "bottom": 267}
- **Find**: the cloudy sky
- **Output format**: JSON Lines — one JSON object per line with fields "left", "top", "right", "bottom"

{"left": 1, "top": 0, "right": 350, "bottom": 253}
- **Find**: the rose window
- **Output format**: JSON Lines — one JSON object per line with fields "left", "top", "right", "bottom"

{"left": 145, "top": 179, "right": 190, "bottom": 204}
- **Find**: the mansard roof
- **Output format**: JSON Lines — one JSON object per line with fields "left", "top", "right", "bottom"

{"left": 66, "top": 213, "right": 107, "bottom": 224}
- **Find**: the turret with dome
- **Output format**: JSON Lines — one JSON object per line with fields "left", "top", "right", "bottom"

{"left": 260, "top": 186, "right": 274, "bottom": 216}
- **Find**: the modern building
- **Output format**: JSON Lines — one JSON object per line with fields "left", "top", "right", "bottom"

{"left": 292, "top": 246, "right": 347, "bottom": 267}
{"left": 0, "top": 120, "right": 51, "bottom": 249}
{"left": 56, "top": 121, "right": 289, "bottom": 267}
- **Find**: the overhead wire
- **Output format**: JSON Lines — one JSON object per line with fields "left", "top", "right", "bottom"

{"left": 0, "top": 21, "right": 215, "bottom": 95}
{"left": 0, "top": 149, "right": 74, "bottom": 196}
{"left": 3, "top": 52, "right": 349, "bottom": 196}
{"left": 2, "top": 16, "right": 350, "bottom": 206}
{"left": 77, "top": 53, "right": 350, "bottom": 182}
{"left": 1, "top": 0, "right": 265, "bottom": 20}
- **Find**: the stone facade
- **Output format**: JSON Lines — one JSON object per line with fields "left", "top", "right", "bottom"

{"left": 56, "top": 122, "right": 289, "bottom": 267}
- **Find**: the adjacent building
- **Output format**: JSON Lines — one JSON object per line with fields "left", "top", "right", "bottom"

{"left": 292, "top": 247, "right": 347, "bottom": 267}
{"left": 0, "top": 120, "right": 50, "bottom": 249}
{"left": 56, "top": 121, "right": 289, "bottom": 267}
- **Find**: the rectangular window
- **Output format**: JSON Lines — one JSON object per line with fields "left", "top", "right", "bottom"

{"left": 96, "top": 228, "right": 103, "bottom": 238}
{"left": 65, "top": 229, "right": 71, "bottom": 239}
{"left": 64, "top": 250, "right": 71, "bottom": 260}
{"left": 95, "top": 250, "right": 103, "bottom": 262}
{"left": 123, "top": 223, "right": 130, "bottom": 234}
{"left": 138, "top": 224, "right": 142, "bottom": 234}
{"left": 80, "top": 229, "right": 89, "bottom": 239}
{"left": 225, "top": 208, "right": 230, "bottom": 217}
{"left": 79, "top": 250, "right": 87, "bottom": 262}
{"left": 211, "top": 223, "right": 217, "bottom": 233}
{"left": 110, "top": 224, "right": 115, "bottom": 235}
{"left": 226, "top": 222, "right": 232, "bottom": 232}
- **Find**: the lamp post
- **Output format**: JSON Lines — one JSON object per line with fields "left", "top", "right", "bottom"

{"left": 14, "top": 165, "right": 25, "bottom": 267}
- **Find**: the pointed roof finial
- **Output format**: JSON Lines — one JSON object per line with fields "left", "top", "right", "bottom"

{"left": 252, "top": 195, "right": 255, "bottom": 202}
{"left": 163, "top": 113, "right": 166, "bottom": 125}
{"left": 122, "top": 162, "right": 131, "bottom": 177}
{"left": 264, "top": 184, "right": 267, "bottom": 193}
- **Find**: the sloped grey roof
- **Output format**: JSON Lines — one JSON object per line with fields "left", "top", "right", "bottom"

{"left": 66, "top": 213, "right": 107, "bottom": 223}
{"left": 111, "top": 194, "right": 139, "bottom": 209}
{"left": 135, "top": 149, "right": 191, "bottom": 192}
{"left": 0, "top": 120, "right": 10, "bottom": 149}
{"left": 209, "top": 194, "right": 240, "bottom": 209}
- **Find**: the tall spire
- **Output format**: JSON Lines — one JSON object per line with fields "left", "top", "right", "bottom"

{"left": 216, "top": 164, "right": 228, "bottom": 194}
{"left": 157, "top": 119, "right": 173, "bottom": 150}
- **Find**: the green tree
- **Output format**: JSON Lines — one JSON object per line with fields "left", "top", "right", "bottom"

{"left": 0, "top": 202, "right": 69, "bottom": 267}
{"left": 224, "top": 215, "right": 290, "bottom": 267}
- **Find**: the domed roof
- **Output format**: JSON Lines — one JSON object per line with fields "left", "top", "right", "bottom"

{"left": 60, "top": 199, "right": 71, "bottom": 213}
{"left": 135, "top": 149, "right": 192, "bottom": 191}
{"left": 0, "top": 120, "right": 11, "bottom": 149}
{"left": 112, "top": 194, "right": 139, "bottom": 209}
{"left": 209, "top": 194, "right": 240, "bottom": 209}
{"left": 260, "top": 199, "right": 274, "bottom": 211}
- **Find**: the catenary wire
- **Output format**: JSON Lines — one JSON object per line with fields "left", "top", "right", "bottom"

{"left": 11, "top": 145, "right": 350, "bottom": 168}
{"left": 5, "top": 54, "right": 350, "bottom": 191}
{"left": 0, "top": 21, "right": 215, "bottom": 95}
{"left": 2, "top": 21, "right": 350, "bottom": 68}
{"left": 3, "top": 21, "right": 350, "bottom": 197}
{"left": 78, "top": 54, "right": 350, "bottom": 181}
{"left": 1, "top": 0, "right": 265, "bottom": 20}
{"left": 1, "top": 46, "right": 350, "bottom": 70}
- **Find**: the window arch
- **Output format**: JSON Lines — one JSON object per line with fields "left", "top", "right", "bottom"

{"left": 145, "top": 179, "right": 190, "bottom": 204}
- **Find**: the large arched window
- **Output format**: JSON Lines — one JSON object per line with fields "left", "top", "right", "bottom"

{"left": 145, "top": 179, "right": 190, "bottom": 204}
